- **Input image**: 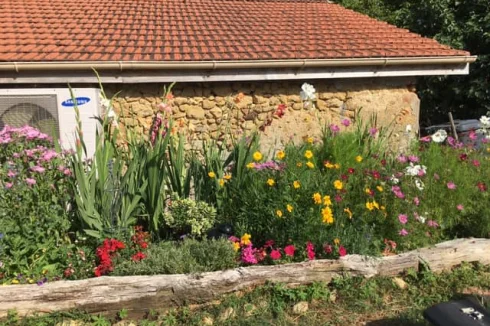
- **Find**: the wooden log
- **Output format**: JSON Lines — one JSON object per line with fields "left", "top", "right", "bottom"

{"left": 1, "top": 238, "right": 489, "bottom": 318}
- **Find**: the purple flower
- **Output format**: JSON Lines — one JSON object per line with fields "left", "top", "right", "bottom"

{"left": 397, "top": 155, "right": 408, "bottom": 163}
{"left": 408, "top": 155, "right": 419, "bottom": 163}
{"left": 447, "top": 182, "right": 456, "bottom": 190}
{"left": 25, "top": 178, "right": 36, "bottom": 186}
{"left": 399, "top": 229, "right": 409, "bottom": 236}
{"left": 341, "top": 119, "right": 351, "bottom": 127}
{"left": 369, "top": 128, "right": 378, "bottom": 136}
{"left": 398, "top": 214, "right": 408, "bottom": 224}
{"left": 330, "top": 124, "right": 340, "bottom": 134}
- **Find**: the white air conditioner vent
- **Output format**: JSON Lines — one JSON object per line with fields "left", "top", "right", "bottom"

{"left": 0, "top": 89, "right": 101, "bottom": 156}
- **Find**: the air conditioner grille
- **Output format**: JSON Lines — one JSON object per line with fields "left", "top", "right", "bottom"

{"left": 0, "top": 95, "right": 59, "bottom": 139}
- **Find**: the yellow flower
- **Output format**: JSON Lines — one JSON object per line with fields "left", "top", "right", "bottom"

{"left": 286, "top": 204, "right": 293, "bottom": 213}
{"left": 372, "top": 200, "right": 379, "bottom": 209}
{"left": 219, "top": 179, "right": 225, "bottom": 187}
{"left": 334, "top": 180, "right": 343, "bottom": 190}
{"left": 306, "top": 161, "right": 314, "bottom": 169}
{"left": 323, "top": 195, "right": 332, "bottom": 206}
{"left": 306, "top": 137, "right": 314, "bottom": 144}
{"left": 324, "top": 161, "right": 335, "bottom": 169}
{"left": 322, "top": 206, "right": 334, "bottom": 224}
{"left": 487, "top": 147, "right": 490, "bottom": 153}
{"left": 241, "top": 233, "right": 252, "bottom": 246}
{"left": 28, "top": 279, "right": 34, "bottom": 284}
{"left": 208, "top": 171, "right": 216, "bottom": 178}
{"left": 224, "top": 174, "right": 232, "bottom": 180}
{"left": 11, "top": 279, "right": 19, "bottom": 284}
{"left": 276, "top": 150, "right": 286, "bottom": 160}
{"left": 293, "top": 180, "right": 301, "bottom": 189}
{"left": 355, "top": 155, "right": 363, "bottom": 163}
{"left": 380, "top": 205, "right": 386, "bottom": 210}
{"left": 246, "top": 162, "right": 255, "bottom": 169}
{"left": 304, "top": 150, "right": 314, "bottom": 159}
{"left": 296, "top": 162, "right": 303, "bottom": 167}
{"left": 313, "top": 192, "right": 322, "bottom": 205}
{"left": 253, "top": 151, "right": 263, "bottom": 162}
{"left": 365, "top": 188, "right": 371, "bottom": 195}
{"left": 334, "top": 163, "right": 340, "bottom": 169}
{"left": 276, "top": 210, "right": 283, "bottom": 218}
{"left": 366, "top": 201, "right": 379, "bottom": 211}
{"left": 267, "top": 179, "right": 275, "bottom": 186}
{"left": 376, "top": 185, "right": 383, "bottom": 192}
{"left": 233, "top": 242, "right": 241, "bottom": 252}
{"left": 334, "top": 238, "right": 340, "bottom": 245}
{"left": 344, "top": 207, "right": 353, "bottom": 219}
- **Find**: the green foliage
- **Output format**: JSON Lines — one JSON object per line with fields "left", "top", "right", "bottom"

{"left": 337, "top": 0, "right": 490, "bottom": 126}
{"left": 163, "top": 195, "right": 217, "bottom": 237}
{"left": 112, "top": 238, "right": 237, "bottom": 275}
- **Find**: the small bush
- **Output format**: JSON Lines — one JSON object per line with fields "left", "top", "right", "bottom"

{"left": 112, "top": 238, "right": 237, "bottom": 275}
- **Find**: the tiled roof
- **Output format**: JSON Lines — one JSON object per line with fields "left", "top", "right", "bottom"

{"left": 0, "top": 0, "right": 469, "bottom": 62}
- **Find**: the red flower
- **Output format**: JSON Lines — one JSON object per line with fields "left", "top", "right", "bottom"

{"left": 284, "top": 245, "right": 296, "bottom": 257}
{"left": 323, "top": 244, "right": 333, "bottom": 254}
{"left": 140, "top": 242, "right": 148, "bottom": 249}
{"left": 306, "top": 242, "right": 315, "bottom": 260}
{"left": 380, "top": 159, "right": 387, "bottom": 166}
{"left": 275, "top": 104, "right": 287, "bottom": 118}
{"left": 459, "top": 154, "right": 468, "bottom": 161}
{"left": 338, "top": 245, "right": 347, "bottom": 257}
{"left": 348, "top": 168, "right": 355, "bottom": 174}
{"left": 372, "top": 171, "right": 381, "bottom": 179}
{"left": 264, "top": 240, "right": 275, "bottom": 248}
{"left": 270, "top": 249, "right": 282, "bottom": 260}
{"left": 477, "top": 182, "right": 487, "bottom": 192}
{"left": 131, "top": 252, "right": 147, "bottom": 262}
{"left": 341, "top": 174, "right": 348, "bottom": 180}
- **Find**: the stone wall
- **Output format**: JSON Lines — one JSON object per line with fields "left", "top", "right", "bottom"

{"left": 106, "top": 77, "right": 420, "bottom": 152}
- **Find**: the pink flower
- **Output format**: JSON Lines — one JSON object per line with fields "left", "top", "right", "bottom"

{"left": 270, "top": 249, "right": 282, "bottom": 260}
{"left": 7, "top": 170, "right": 17, "bottom": 178}
{"left": 427, "top": 220, "right": 439, "bottom": 228}
{"left": 284, "top": 245, "right": 296, "bottom": 257}
{"left": 469, "top": 130, "right": 477, "bottom": 140}
{"left": 306, "top": 242, "right": 315, "bottom": 260}
{"left": 41, "top": 150, "right": 57, "bottom": 161}
{"left": 457, "top": 204, "right": 464, "bottom": 211}
{"left": 472, "top": 160, "right": 480, "bottom": 167}
{"left": 228, "top": 236, "right": 240, "bottom": 243}
{"left": 413, "top": 197, "right": 420, "bottom": 206}
{"left": 157, "top": 103, "right": 172, "bottom": 114}
{"left": 63, "top": 168, "right": 72, "bottom": 176}
{"left": 447, "top": 182, "right": 456, "bottom": 190}
{"left": 341, "top": 119, "right": 351, "bottom": 127}
{"left": 241, "top": 245, "right": 258, "bottom": 264}
{"left": 334, "top": 194, "right": 343, "bottom": 203}
{"left": 323, "top": 244, "right": 333, "bottom": 254}
{"left": 399, "top": 229, "right": 409, "bottom": 236}
{"left": 330, "top": 124, "right": 340, "bottom": 134}
{"left": 397, "top": 155, "right": 407, "bottom": 163}
{"left": 5, "top": 182, "right": 13, "bottom": 189}
{"left": 338, "top": 245, "right": 347, "bottom": 257}
{"left": 408, "top": 155, "right": 419, "bottom": 163}
{"left": 420, "top": 136, "right": 431, "bottom": 142}
{"left": 398, "top": 214, "right": 408, "bottom": 224}
{"left": 433, "top": 173, "right": 440, "bottom": 180}
{"left": 369, "top": 128, "right": 378, "bottom": 136}
{"left": 30, "top": 166, "right": 46, "bottom": 173}
{"left": 25, "top": 178, "right": 36, "bottom": 186}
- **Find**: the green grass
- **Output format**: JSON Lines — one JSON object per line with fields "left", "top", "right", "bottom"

{"left": 3, "top": 263, "right": 489, "bottom": 325}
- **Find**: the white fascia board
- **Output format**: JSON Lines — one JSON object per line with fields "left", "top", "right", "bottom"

{"left": 0, "top": 63, "right": 470, "bottom": 84}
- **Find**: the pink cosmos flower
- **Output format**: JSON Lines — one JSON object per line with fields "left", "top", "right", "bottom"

{"left": 284, "top": 245, "right": 296, "bottom": 257}
{"left": 457, "top": 204, "right": 464, "bottom": 211}
{"left": 270, "top": 249, "right": 282, "bottom": 260}
{"left": 447, "top": 182, "right": 456, "bottom": 190}
{"left": 427, "top": 220, "right": 439, "bottom": 228}
{"left": 30, "top": 166, "right": 46, "bottom": 173}
{"left": 413, "top": 197, "right": 420, "bottom": 206}
{"left": 341, "top": 119, "right": 351, "bottom": 127}
{"left": 398, "top": 214, "right": 408, "bottom": 224}
{"left": 399, "top": 229, "right": 409, "bottom": 236}
{"left": 25, "top": 178, "right": 36, "bottom": 186}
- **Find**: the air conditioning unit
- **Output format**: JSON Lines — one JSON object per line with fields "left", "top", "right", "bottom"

{"left": 0, "top": 88, "right": 101, "bottom": 156}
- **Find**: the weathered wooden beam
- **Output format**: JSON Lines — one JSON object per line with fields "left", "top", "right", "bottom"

{"left": 1, "top": 238, "right": 489, "bottom": 318}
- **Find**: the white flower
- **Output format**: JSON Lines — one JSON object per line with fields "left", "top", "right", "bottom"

{"left": 300, "top": 83, "right": 316, "bottom": 101}
{"left": 419, "top": 215, "right": 426, "bottom": 223}
{"left": 390, "top": 175, "right": 399, "bottom": 184}
{"left": 431, "top": 129, "right": 447, "bottom": 143}
{"left": 107, "top": 107, "right": 117, "bottom": 119}
{"left": 414, "top": 178, "right": 424, "bottom": 191}
{"left": 100, "top": 98, "right": 111, "bottom": 110}
{"left": 480, "top": 115, "right": 490, "bottom": 127}
{"left": 405, "top": 163, "right": 427, "bottom": 177}
{"left": 406, "top": 124, "right": 412, "bottom": 133}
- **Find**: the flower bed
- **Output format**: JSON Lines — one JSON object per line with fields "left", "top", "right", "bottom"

{"left": 1, "top": 84, "right": 490, "bottom": 290}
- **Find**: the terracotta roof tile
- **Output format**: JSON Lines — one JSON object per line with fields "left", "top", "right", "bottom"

{"left": 0, "top": 0, "right": 470, "bottom": 63}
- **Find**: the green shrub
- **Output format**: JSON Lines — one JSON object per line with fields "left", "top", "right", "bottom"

{"left": 112, "top": 238, "right": 237, "bottom": 275}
